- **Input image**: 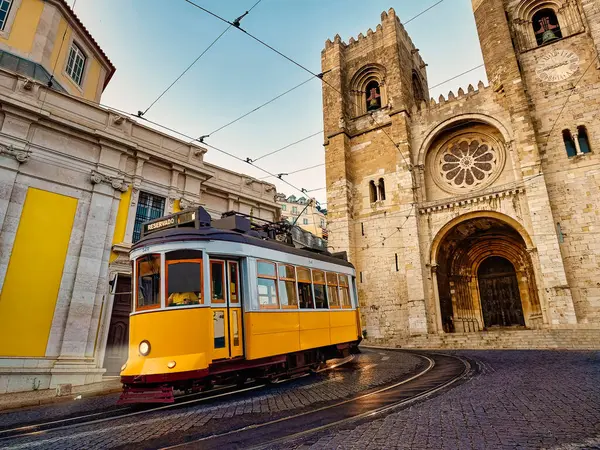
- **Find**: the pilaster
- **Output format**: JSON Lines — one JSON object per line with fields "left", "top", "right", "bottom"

{"left": 56, "top": 181, "right": 118, "bottom": 360}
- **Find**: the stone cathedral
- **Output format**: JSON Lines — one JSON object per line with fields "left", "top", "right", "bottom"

{"left": 322, "top": 0, "right": 600, "bottom": 348}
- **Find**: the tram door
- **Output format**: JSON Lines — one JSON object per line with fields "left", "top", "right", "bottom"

{"left": 210, "top": 260, "right": 243, "bottom": 360}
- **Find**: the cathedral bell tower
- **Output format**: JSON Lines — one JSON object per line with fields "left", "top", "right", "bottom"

{"left": 321, "top": 8, "right": 430, "bottom": 337}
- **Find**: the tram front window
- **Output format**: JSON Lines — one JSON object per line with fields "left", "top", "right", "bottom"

{"left": 166, "top": 259, "right": 202, "bottom": 307}
{"left": 136, "top": 254, "right": 161, "bottom": 310}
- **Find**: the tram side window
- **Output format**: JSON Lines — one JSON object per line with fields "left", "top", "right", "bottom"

{"left": 339, "top": 275, "right": 352, "bottom": 308}
{"left": 278, "top": 264, "right": 298, "bottom": 308}
{"left": 297, "top": 267, "right": 314, "bottom": 309}
{"left": 327, "top": 272, "right": 340, "bottom": 308}
{"left": 257, "top": 261, "right": 279, "bottom": 309}
{"left": 312, "top": 270, "right": 329, "bottom": 309}
{"left": 211, "top": 261, "right": 225, "bottom": 303}
{"left": 166, "top": 259, "right": 202, "bottom": 307}
{"left": 136, "top": 254, "right": 161, "bottom": 310}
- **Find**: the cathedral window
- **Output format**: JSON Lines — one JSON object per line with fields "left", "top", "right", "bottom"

{"left": 577, "top": 126, "right": 591, "bottom": 154}
{"left": 563, "top": 130, "right": 577, "bottom": 157}
{"left": 532, "top": 9, "right": 562, "bottom": 46}
{"left": 378, "top": 178, "right": 386, "bottom": 201}
{"left": 369, "top": 180, "right": 378, "bottom": 202}
{"left": 365, "top": 80, "right": 382, "bottom": 112}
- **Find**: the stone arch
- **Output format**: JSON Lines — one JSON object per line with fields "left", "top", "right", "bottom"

{"left": 349, "top": 63, "right": 387, "bottom": 117}
{"left": 417, "top": 113, "right": 513, "bottom": 167}
{"left": 430, "top": 210, "right": 534, "bottom": 265}
{"left": 430, "top": 212, "right": 544, "bottom": 333}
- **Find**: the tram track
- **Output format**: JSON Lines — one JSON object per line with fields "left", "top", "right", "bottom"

{"left": 160, "top": 351, "right": 471, "bottom": 450}
{"left": 0, "top": 355, "right": 354, "bottom": 442}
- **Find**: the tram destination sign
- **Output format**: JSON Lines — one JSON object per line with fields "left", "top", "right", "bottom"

{"left": 143, "top": 210, "right": 198, "bottom": 236}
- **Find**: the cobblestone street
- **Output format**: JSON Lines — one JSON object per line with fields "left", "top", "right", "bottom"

{"left": 0, "top": 349, "right": 423, "bottom": 449}
{"left": 280, "top": 350, "right": 600, "bottom": 450}
{"left": 1, "top": 349, "right": 599, "bottom": 450}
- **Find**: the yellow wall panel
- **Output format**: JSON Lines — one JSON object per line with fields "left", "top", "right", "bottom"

{"left": 109, "top": 186, "right": 131, "bottom": 263}
{"left": 0, "top": 188, "right": 77, "bottom": 357}
{"left": 82, "top": 58, "right": 101, "bottom": 100}
{"left": 172, "top": 199, "right": 181, "bottom": 213}
{"left": 0, "top": 0, "right": 43, "bottom": 53}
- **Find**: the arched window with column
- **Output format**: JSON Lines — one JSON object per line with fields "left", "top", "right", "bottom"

{"left": 350, "top": 64, "right": 387, "bottom": 116}
{"left": 532, "top": 8, "right": 563, "bottom": 46}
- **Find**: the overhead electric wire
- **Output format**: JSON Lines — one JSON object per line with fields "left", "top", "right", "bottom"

{"left": 207, "top": 76, "right": 315, "bottom": 137}
{"left": 140, "top": 0, "right": 263, "bottom": 117}
{"left": 260, "top": 162, "right": 324, "bottom": 180}
{"left": 428, "top": 63, "right": 486, "bottom": 91}
{"left": 251, "top": 130, "right": 323, "bottom": 163}
{"left": 404, "top": 0, "right": 446, "bottom": 25}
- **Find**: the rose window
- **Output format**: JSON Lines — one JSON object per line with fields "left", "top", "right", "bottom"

{"left": 438, "top": 139, "right": 499, "bottom": 190}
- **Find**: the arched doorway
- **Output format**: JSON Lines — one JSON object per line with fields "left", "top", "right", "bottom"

{"left": 433, "top": 215, "right": 542, "bottom": 333}
{"left": 477, "top": 256, "right": 525, "bottom": 328}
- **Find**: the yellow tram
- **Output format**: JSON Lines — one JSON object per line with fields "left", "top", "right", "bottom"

{"left": 119, "top": 207, "right": 362, "bottom": 404}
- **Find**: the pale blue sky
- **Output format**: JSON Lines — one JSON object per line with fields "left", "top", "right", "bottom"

{"left": 75, "top": 0, "right": 487, "bottom": 206}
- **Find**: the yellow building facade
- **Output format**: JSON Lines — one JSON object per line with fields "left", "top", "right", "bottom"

{"left": 277, "top": 194, "right": 327, "bottom": 239}
{"left": 0, "top": 0, "right": 114, "bottom": 102}
{"left": 0, "top": 1, "right": 279, "bottom": 393}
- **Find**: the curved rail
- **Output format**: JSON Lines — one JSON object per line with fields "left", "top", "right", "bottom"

{"left": 0, "top": 356, "right": 356, "bottom": 441}
{"left": 161, "top": 352, "right": 470, "bottom": 450}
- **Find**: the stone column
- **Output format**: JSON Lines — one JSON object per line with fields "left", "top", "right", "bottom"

{"left": 167, "top": 165, "right": 184, "bottom": 214}
{"left": 51, "top": 173, "right": 126, "bottom": 387}
{"left": 0, "top": 146, "right": 30, "bottom": 290}
{"left": 572, "top": 128, "right": 583, "bottom": 155}
{"left": 430, "top": 264, "right": 444, "bottom": 333}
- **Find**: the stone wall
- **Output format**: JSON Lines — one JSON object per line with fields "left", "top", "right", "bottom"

{"left": 322, "top": 2, "right": 600, "bottom": 345}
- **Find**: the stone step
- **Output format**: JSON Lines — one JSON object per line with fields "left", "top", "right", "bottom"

{"left": 374, "top": 328, "right": 600, "bottom": 350}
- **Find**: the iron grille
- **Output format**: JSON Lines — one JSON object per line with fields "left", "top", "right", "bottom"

{"left": 132, "top": 192, "right": 165, "bottom": 243}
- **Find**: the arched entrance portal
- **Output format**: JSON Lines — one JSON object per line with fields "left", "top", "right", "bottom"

{"left": 478, "top": 256, "right": 525, "bottom": 328}
{"left": 434, "top": 215, "right": 542, "bottom": 333}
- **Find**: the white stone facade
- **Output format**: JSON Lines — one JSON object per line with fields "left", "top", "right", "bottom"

{"left": 0, "top": 70, "right": 279, "bottom": 393}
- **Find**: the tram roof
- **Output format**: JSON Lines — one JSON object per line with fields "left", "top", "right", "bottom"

{"left": 132, "top": 224, "right": 354, "bottom": 269}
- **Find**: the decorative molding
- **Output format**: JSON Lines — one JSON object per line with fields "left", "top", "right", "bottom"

{"left": 419, "top": 187, "right": 524, "bottom": 215}
{"left": 109, "top": 243, "right": 133, "bottom": 273}
{"left": 179, "top": 197, "right": 201, "bottom": 210}
{"left": 0, "top": 144, "right": 30, "bottom": 163}
{"left": 112, "top": 114, "right": 125, "bottom": 125}
{"left": 90, "top": 170, "right": 129, "bottom": 192}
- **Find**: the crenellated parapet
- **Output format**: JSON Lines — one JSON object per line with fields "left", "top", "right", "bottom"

{"left": 412, "top": 81, "right": 492, "bottom": 117}
{"left": 323, "top": 8, "right": 427, "bottom": 71}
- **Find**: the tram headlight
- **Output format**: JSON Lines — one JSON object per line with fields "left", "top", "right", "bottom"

{"left": 120, "top": 363, "right": 127, "bottom": 372}
{"left": 139, "top": 340, "right": 151, "bottom": 356}
{"left": 167, "top": 361, "right": 176, "bottom": 369}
